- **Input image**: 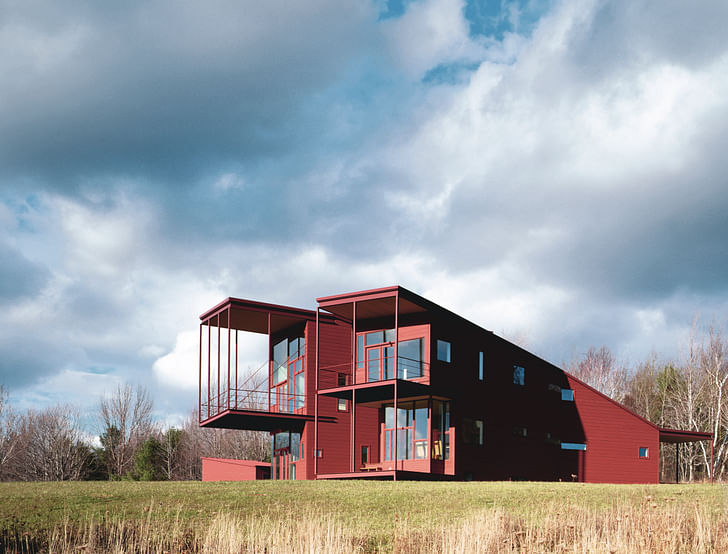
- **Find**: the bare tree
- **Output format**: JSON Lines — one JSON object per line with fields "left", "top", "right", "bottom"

{"left": 9, "top": 405, "right": 88, "bottom": 481}
{"left": 0, "top": 385, "right": 20, "bottom": 480}
{"left": 568, "top": 346, "right": 628, "bottom": 403}
{"left": 98, "top": 383, "right": 154, "bottom": 479}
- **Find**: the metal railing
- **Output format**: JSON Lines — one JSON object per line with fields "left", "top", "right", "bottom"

{"left": 319, "top": 356, "right": 431, "bottom": 388}
{"left": 201, "top": 387, "right": 309, "bottom": 421}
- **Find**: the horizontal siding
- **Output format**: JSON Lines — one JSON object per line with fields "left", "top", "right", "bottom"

{"left": 569, "top": 377, "right": 659, "bottom": 483}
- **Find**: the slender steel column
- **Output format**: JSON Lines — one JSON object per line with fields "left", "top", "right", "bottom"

{"left": 227, "top": 307, "right": 231, "bottom": 411}
{"left": 351, "top": 388, "right": 356, "bottom": 473}
{"left": 198, "top": 324, "right": 202, "bottom": 423}
{"left": 314, "top": 307, "right": 320, "bottom": 477}
{"left": 216, "top": 314, "right": 220, "bottom": 415}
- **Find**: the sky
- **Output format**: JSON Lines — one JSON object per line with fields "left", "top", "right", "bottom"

{"left": 1, "top": 0, "right": 727, "bottom": 432}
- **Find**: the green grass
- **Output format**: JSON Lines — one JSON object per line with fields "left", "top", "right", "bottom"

{"left": 1, "top": 480, "right": 726, "bottom": 551}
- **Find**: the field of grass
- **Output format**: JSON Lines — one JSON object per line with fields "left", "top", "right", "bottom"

{"left": 1, "top": 480, "right": 726, "bottom": 552}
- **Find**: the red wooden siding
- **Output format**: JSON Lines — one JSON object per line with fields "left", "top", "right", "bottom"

{"left": 568, "top": 376, "right": 660, "bottom": 483}
{"left": 202, "top": 457, "right": 271, "bottom": 481}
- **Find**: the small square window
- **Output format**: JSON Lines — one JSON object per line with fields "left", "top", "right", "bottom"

{"left": 561, "top": 389, "right": 574, "bottom": 401}
{"left": 639, "top": 447, "right": 649, "bottom": 458}
{"left": 437, "top": 340, "right": 451, "bottom": 363}
{"left": 338, "top": 398, "right": 348, "bottom": 412}
{"left": 513, "top": 365, "right": 525, "bottom": 386}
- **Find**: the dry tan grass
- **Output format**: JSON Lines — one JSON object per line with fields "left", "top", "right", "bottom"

{"left": 40, "top": 498, "right": 728, "bottom": 553}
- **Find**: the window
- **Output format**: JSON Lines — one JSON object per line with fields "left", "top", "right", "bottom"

{"left": 512, "top": 426, "right": 527, "bottom": 438}
{"left": 561, "top": 389, "right": 574, "bottom": 401}
{"left": 544, "top": 432, "right": 560, "bottom": 445}
{"left": 639, "top": 447, "right": 649, "bottom": 458}
{"left": 478, "top": 351, "right": 484, "bottom": 381}
{"left": 338, "top": 398, "right": 348, "bottom": 412}
{"left": 463, "top": 418, "right": 484, "bottom": 445}
{"left": 513, "top": 365, "right": 525, "bottom": 386}
{"left": 383, "top": 400, "right": 428, "bottom": 461}
{"left": 357, "top": 330, "right": 425, "bottom": 382}
{"left": 561, "top": 442, "right": 587, "bottom": 451}
{"left": 432, "top": 400, "right": 450, "bottom": 460}
{"left": 437, "top": 340, "right": 451, "bottom": 362}
{"left": 361, "top": 445, "right": 370, "bottom": 464}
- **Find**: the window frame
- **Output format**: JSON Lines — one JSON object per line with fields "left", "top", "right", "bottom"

{"left": 437, "top": 340, "right": 451, "bottom": 363}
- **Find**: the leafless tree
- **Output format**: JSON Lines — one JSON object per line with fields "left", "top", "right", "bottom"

{"left": 568, "top": 345, "right": 628, "bottom": 403}
{"left": 9, "top": 405, "right": 88, "bottom": 481}
{"left": 98, "top": 383, "right": 154, "bottom": 479}
{"left": 0, "top": 385, "right": 20, "bottom": 480}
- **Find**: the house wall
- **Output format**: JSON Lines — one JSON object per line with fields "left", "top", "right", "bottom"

{"left": 568, "top": 376, "right": 660, "bottom": 483}
{"left": 202, "top": 457, "right": 270, "bottom": 481}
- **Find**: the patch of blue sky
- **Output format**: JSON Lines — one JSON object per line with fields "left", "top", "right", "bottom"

{"left": 464, "top": 0, "right": 555, "bottom": 40}
{"left": 423, "top": 61, "right": 481, "bottom": 85}
{"left": 377, "top": 0, "right": 415, "bottom": 20}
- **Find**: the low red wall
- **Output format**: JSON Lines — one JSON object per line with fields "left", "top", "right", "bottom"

{"left": 201, "top": 457, "right": 271, "bottom": 481}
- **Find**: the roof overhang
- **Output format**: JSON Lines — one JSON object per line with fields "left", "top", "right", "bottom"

{"left": 316, "top": 286, "right": 432, "bottom": 321}
{"left": 659, "top": 428, "right": 712, "bottom": 444}
{"left": 200, "top": 297, "right": 329, "bottom": 335}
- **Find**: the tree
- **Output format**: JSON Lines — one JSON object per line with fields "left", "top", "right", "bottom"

{"left": 9, "top": 405, "right": 89, "bottom": 481}
{"left": 131, "top": 436, "right": 165, "bottom": 481}
{"left": 160, "top": 427, "right": 183, "bottom": 480}
{"left": 98, "top": 384, "right": 154, "bottom": 479}
{"left": 568, "top": 346, "right": 628, "bottom": 403}
{"left": 0, "top": 385, "right": 19, "bottom": 480}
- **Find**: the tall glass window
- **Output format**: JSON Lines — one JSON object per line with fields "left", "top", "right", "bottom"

{"left": 479, "top": 351, "right": 484, "bottom": 381}
{"left": 271, "top": 334, "right": 305, "bottom": 413}
{"left": 513, "top": 365, "right": 525, "bottom": 386}
{"left": 432, "top": 400, "right": 450, "bottom": 460}
{"left": 383, "top": 400, "right": 429, "bottom": 461}
{"left": 437, "top": 340, "right": 451, "bottom": 362}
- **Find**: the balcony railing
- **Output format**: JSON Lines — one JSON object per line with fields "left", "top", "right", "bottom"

{"left": 319, "top": 356, "right": 431, "bottom": 389}
{"left": 200, "top": 387, "right": 308, "bottom": 422}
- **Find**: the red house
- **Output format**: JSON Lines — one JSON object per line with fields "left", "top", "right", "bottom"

{"left": 197, "top": 286, "right": 711, "bottom": 483}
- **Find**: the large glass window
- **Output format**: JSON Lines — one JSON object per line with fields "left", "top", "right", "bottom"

{"left": 271, "top": 335, "right": 305, "bottom": 413}
{"left": 383, "top": 400, "right": 428, "bottom": 461}
{"left": 358, "top": 330, "right": 424, "bottom": 382}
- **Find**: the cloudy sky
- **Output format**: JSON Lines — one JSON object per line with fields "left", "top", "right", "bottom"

{"left": 1, "top": 0, "right": 727, "bottom": 430}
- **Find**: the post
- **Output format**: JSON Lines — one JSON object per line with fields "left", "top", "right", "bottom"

{"left": 314, "top": 307, "right": 320, "bottom": 477}
{"left": 710, "top": 440, "right": 714, "bottom": 483}
{"left": 351, "top": 388, "right": 356, "bottom": 473}
{"left": 676, "top": 442, "right": 680, "bottom": 484}
{"left": 217, "top": 314, "right": 221, "bottom": 415}
{"left": 268, "top": 312, "right": 272, "bottom": 410}
{"left": 352, "top": 301, "right": 357, "bottom": 384}
{"left": 227, "top": 307, "right": 231, "bottom": 411}
{"left": 198, "top": 323, "right": 202, "bottom": 423}
{"left": 207, "top": 322, "right": 211, "bottom": 419}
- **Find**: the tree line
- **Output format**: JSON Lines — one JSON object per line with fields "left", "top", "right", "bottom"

{"left": 0, "top": 383, "right": 268, "bottom": 482}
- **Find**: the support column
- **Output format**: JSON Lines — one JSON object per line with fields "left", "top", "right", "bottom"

{"left": 394, "top": 379, "right": 398, "bottom": 481}
{"left": 710, "top": 440, "right": 714, "bottom": 483}
{"left": 198, "top": 324, "right": 202, "bottom": 424}
{"left": 227, "top": 307, "right": 231, "bottom": 411}
{"left": 216, "top": 314, "right": 220, "bottom": 415}
{"left": 315, "top": 307, "right": 320, "bottom": 477}
{"left": 676, "top": 442, "right": 680, "bottom": 484}
{"left": 351, "top": 388, "right": 356, "bottom": 473}
{"left": 268, "top": 313, "right": 272, "bottom": 410}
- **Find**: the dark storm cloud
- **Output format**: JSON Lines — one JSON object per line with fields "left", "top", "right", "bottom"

{"left": 0, "top": 1, "right": 379, "bottom": 187}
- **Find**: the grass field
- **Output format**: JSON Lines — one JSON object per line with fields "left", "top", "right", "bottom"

{"left": 1, "top": 480, "right": 726, "bottom": 552}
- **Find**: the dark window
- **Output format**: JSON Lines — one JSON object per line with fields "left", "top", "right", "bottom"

{"left": 512, "top": 426, "right": 527, "bottom": 438}
{"left": 437, "top": 340, "right": 451, "bottom": 362}
{"left": 513, "top": 365, "right": 525, "bottom": 386}
{"left": 361, "top": 445, "right": 369, "bottom": 464}
{"left": 463, "top": 418, "right": 484, "bottom": 445}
